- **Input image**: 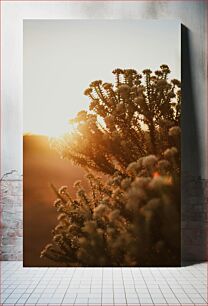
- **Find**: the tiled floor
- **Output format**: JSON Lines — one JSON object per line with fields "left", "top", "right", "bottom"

{"left": 0, "top": 261, "right": 207, "bottom": 305}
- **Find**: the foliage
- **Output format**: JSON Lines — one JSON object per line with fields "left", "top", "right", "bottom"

{"left": 54, "top": 65, "right": 181, "bottom": 175}
{"left": 41, "top": 65, "right": 181, "bottom": 266}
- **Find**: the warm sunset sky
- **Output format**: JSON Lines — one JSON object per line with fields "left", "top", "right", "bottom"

{"left": 24, "top": 20, "right": 180, "bottom": 137}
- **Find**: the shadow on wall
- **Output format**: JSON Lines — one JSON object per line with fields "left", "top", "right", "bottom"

{"left": 181, "top": 25, "right": 207, "bottom": 265}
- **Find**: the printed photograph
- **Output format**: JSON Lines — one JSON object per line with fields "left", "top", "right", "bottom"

{"left": 23, "top": 20, "right": 181, "bottom": 267}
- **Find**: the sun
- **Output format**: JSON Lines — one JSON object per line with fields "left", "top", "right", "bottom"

{"left": 42, "top": 124, "right": 73, "bottom": 138}
{"left": 23, "top": 99, "right": 88, "bottom": 138}
{"left": 24, "top": 120, "right": 75, "bottom": 138}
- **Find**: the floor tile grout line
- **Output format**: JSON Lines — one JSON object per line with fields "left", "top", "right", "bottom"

{"left": 156, "top": 267, "right": 182, "bottom": 304}
{"left": 139, "top": 269, "right": 154, "bottom": 305}
{"left": 61, "top": 266, "right": 76, "bottom": 305}
{"left": 150, "top": 268, "right": 169, "bottom": 304}
{"left": 73, "top": 267, "right": 87, "bottom": 305}
{"left": 130, "top": 267, "right": 141, "bottom": 305}
{"left": 121, "top": 268, "right": 127, "bottom": 305}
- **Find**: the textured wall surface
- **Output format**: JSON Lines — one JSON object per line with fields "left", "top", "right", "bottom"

{"left": 0, "top": 172, "right": 23, "bottom": 260}
{"left": 182, "top": 176, "right": 208, "bottom": 262}
{"left": 0, "top": 1, "right": 207, "bottom": 263}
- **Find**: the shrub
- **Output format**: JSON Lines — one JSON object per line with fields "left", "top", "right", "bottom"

{"left": 41, "top": 65, "right": 181, "bottom": 266}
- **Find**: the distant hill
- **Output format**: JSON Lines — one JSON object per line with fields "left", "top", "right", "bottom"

{"left": 23, "top": 134, "right": 85, "bottom": 266}
{"left": 24, "top": 134, "right": 52, "bottom": 153}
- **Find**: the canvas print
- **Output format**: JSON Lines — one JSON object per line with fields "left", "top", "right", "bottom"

{"left": 23, "top": 20, "right": 181, "bottom": 267}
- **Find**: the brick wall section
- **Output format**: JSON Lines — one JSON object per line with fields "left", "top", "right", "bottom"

{"left": 0, "top": 172, "right": 23, "bottom": 261}
{"left": 181, "top": 175, "right": 208, "bottom": 262}
{"left": 0, "top": 171, "right": 207, "bottom": 263}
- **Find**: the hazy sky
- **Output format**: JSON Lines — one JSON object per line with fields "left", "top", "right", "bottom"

{"left": 24, "top": 20, "right": 180, "bottom": 137}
